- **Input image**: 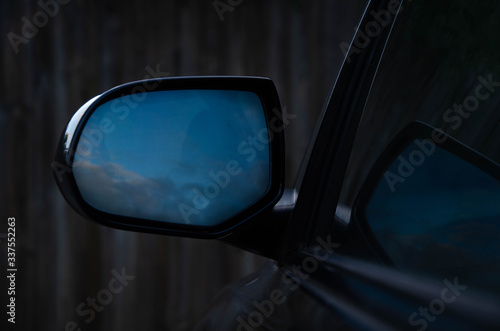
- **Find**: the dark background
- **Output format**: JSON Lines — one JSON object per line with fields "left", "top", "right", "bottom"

{"left": 1, "top": 1, "right": 366, "bottom": 330}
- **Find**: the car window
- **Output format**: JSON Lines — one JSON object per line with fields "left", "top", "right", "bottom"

{"left": 335, "top": 0, "right": 500, "bottom": 291}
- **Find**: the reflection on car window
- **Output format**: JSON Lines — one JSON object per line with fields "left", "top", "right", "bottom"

{"left": 365, "top": 140, "right": 500, "bottom": 295}
{"left": 341, "top": 0, "right": 500, "bottom": 207}
{"left": 336, "top": 0, "right": 500, "bottom": 292}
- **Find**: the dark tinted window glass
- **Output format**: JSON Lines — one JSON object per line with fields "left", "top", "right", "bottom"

{"left": 336, "top": 0, "right": 500, "bottom": 294}
{"left": 341, "top": 0, "right": 500, "bottom": 206}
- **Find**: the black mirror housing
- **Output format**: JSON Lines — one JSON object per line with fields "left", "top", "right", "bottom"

{"left": 53, "top": 76, "right": 285, "bottom": 238}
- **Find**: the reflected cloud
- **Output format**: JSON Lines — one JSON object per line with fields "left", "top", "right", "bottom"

{"left": 74, "top": 159, "right": 268, "bottom": 226}
{"left": 74, "top": 160, "right": 181, "bottom": 222}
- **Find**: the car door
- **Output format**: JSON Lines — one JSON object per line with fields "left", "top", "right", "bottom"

{"left": 280, "top": 0, "right": 500, "bottom": 329}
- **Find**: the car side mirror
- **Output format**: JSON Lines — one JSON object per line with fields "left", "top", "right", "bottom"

{"left": 353, "top": 121, "right": 500, "bottom": 295}
{"left": 53, "top": 76, "right": 285, "bottom": 238}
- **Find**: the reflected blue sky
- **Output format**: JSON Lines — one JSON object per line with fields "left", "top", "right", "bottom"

{"left": 368, "top": 143, "right": 500, "bottom": 236}
{"left": 73, "top": 89, "right": 270, "bottom": 226}
{"left": 367, "top": 141, "right": 500, "bottom": 292}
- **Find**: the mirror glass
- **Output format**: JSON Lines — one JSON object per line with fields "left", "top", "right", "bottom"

{"left": 365, "top": 139, "right": 500, "bottom": 294}
{"left": 72, "top": 89, "right": 270, "bottom": 226}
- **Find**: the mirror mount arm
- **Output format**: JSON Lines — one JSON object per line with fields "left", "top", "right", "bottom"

{"left": 219, "top": 189, "right": 296, "bottom": 261}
